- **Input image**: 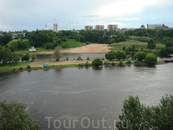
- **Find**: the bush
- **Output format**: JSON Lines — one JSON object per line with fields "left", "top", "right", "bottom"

{"left": 111, "top": 62, "right": 115, "bottom": 66}
{"left": 76, "top": 56, "right": 83, "bottom": 60}
{"left": 86, "top": 56, "right": 90, "bottom": 60}
{"left": 147, "top": 39, "right": 156, "bottom": 49}
{"left": 104, "top": 61, "right": 109, "bottom": 65}
{"left": 118, "top": 59, "right": 123, "bottom": 65}
{"left": 66, "top": 57, "right": 69, "bottom": 61}
{"left": 92, "top": 58, "right": 103, "bottom": 67}
{"left": 21, "top": 53, "right": 30, "bottom": 62}
{"left": 105, "top": 51, "right": 116, "bottom": 61}
{"left": 134, "top": 51, "right": 146, "bottom": 61}
{"left": 145, "top": 53, "right": 157, "bottom": 64}
{"left": 126, "top": 60, "right": 131, "bottom": 64}
{"left": 102, "top": 58, "right": 105, "bottom": 60}
{"left": 27, "top": 65, "right": 31, "bottom": 69}
{"left": 19, "top": 67, "right": 23, "bottom": 70}
{"left": 116, "top": 51, "right": 126, "bottom": 60}
{"left": 0, "top": 100, "right": 41, "bottom": 130}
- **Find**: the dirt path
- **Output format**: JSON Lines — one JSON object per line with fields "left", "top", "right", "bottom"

{"left": 37, "top": 44, "right": 109, "bottom": 54}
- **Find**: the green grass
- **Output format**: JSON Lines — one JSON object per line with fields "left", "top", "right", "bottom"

{"left": 0, "top": 62, "right": 31, "bottom": 67}
{"left": 61, "top": 39, "right": 85, "bottom": 48}
{"left": 109, "top": 40, "right": 165, "bottom": 52}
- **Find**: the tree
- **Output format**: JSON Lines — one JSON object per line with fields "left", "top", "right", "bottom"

{"left": 52, "top": 46, "right": 62, "bottom": 61}
{"left": 150, "top": 95, "right": 173, "bottom": 130}
{"left": 105, "top": 51, "right": 116, "bottom": 61}
{"left": 134, "top": 51, "right": 146, "bottom": 61}
{"left": 145, "top": 53, "right": 157, "bottom": 64}
{"left": 92, "top": 58, "right": 103, "bottom": 67}
{"left": 116, "top": 96, "right": 148, "bottom": 130}
{"left": 147, "top": 39, "right": 156, "bottom": 49}
{"left": 0, "top": 100, "right": 40, "bottom": 130}
{"left": 12, "top": 53, "right": 19, "bottom": 64}
{"left": 22, "top": 53, "right": 30, "bottom": 62}
{"left": 116, "top": 51, "right": 126, "bottom": 60}
{"left": 31, "top": 54, "right": 36, "bottom": 61}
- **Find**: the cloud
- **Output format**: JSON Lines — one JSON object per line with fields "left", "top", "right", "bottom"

{"left": 95, "top": 0, "right": 172, "bottom": 17}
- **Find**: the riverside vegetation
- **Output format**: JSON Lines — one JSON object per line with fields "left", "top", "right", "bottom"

{"left": 1, "top": 94, "right": 172, "bottom": 130}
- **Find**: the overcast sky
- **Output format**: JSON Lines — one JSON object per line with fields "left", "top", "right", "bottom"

{"left": 0, "top": 0, "right": 173, "bottom": 31}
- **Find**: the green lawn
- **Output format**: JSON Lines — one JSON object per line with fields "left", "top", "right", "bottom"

{"left": 0, "top": 62, "right": 31, "bottom": 67}
{"left": 61, "top": 39, "right": 85, "bottom": 48}
{"left": 109, "top": 40, "right": 165, "bottom": 52}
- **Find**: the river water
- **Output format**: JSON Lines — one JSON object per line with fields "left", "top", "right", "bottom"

{"left": 0, "top": 63, "right": 173, "bottom": 130}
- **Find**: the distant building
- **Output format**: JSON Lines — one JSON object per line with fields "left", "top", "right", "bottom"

{"left": 29, "top": 46, "right": 36, "bottom": 52}
{"left": 95, "top": 25, "right": 104, "bottom": 30}
{"left": 147, "top": 24, "right": 168, "bottom": 29}
{"left": 53, "top": 19, "right": 58, "bottom": 32}
{"left": 85, "top": 26, "right": 93, "bottom": 30}
{"left": 107, "top": 24, "right": 118, "bottom": 31}
{"left": 11, "top": 32, "right": 25, "bottom": 39}
{"left": 43, "top": 24, "right": 52, "bottom": 31}
{"left": 141, "top": 25, "right": 145, "bottom": 29}
{"left": 0, "top": 31, "right": 3, "bottom": 36}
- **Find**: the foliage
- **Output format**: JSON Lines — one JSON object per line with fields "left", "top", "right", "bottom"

{"left": 118, "top": 59, "right": 123, "bottom": 65}
{"left": 145, "top": 53, "right": 157, "bottom": 64}
{"left": 12, "top": 53, "right": 19, "bottom": 64}
{"left": 60, "top": 39, "right": 84, "bottom": 48}
{"left": 126, "top": 60, "right": 131, "bottom": 64}
{"left": 92, "top": 58, "right": 103, "bottom": 67}
{"left": 66, "top": 57, "right": 69, "bottom": 61}
{"left": 116, "top": 95, "right": 173, "bottom": 130}
{"left": 86, "top": 56, "right": 90, "bottom": 60}
{"left": 19, "top": 67, "right": 23, "bottom": 70}
{"left": 116, "top": 51, "right": 126, "bottom": 60}
{"left": 0, "top": 100, "right": 40, "bottom": 130}
{"left": 111, "top": 62, "right": 116, "bottom": 66}
{"left": 105, "top": 51, "right": 116, "bottom": 61}
{"left": 52, "top": 46, "right": 62, "bottom": 61}
{"left": 116, "top": 96, "right": 147, "bottom": 130}
{"left": 134, "top": 51, "right": 146, "bottom": 61}
{"left": 76, "top": 56, "right": 83, "bottom": 60}
{"left": 27, "top": 65, "right": 31, "bottom": 69}
{"left": 31, "top": 54, "right": 36, "bottom": 61}
{"left": 22, "top": 53, "right": 30, "bottom": 62}
{"left": 0, "top": 33, "right": 12, "bottom": 46}
{"left": 147, "top": 39, "right": 156, "bottom": 49}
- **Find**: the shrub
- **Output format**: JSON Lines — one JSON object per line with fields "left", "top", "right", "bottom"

{"left": 134, "top": 51, "right": 146, "bottom": 61}
{"left": 77, "top": 56, "right": 82, "bottom": 60}
{"left": 111, "top": 62, "right": 115, "bottom": 66}
{"left": 116, "top": 51, "right": 126, "bottom": 60}
{"left": 104, "top": 61, "right": 109, "bottom": 65}
{"left": 145, "top": 53, "right": 157, "bottom": 64}
{"left": 12, "top": 68, "right": 16, "bottom": 71}
{"left": 105, "top": 51, "right": 116, "bottom": 61}
{"left": 19, "top": 67, "right": 23, "bottom": 70}
{"left": 102, "top": 58, "right": 105, "bottom": 60}
{"left": 126, "top": 60, "right": 131, "bottom": 64}
{"left": 66, "top": 57, "right": 69, "bottom": 61}
{"left": 86, "top": 56, "right": 90, "bottom": 60}
{"left": 92, "top": 58, "right": 103, "bottom": 67}
{"left": 118, "top": 59, "right": 123, "bottom": 65}
{"left": 147, "top": 39, "right": 156, "bottom": 49}
{"left": 27, "top": 65, "right": 31, "bottom": 69}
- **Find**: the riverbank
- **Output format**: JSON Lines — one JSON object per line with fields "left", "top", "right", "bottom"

{"left": 0, "top": 60, "right": 165, "bottom": 73}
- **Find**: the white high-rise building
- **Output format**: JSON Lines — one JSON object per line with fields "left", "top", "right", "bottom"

{"left": 53, "top": 19, "right": 58, "bottom": 32}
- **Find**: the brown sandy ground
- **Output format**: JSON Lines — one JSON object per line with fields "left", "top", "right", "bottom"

{"left": 29, "top": 60, "right": 120, "bottom": 67}
{"left": 37, "top": 44, "right": 109, "bottom": 54}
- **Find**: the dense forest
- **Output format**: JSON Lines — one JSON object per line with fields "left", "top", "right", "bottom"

{"left": 0, "top": 29, "right": 173, "bottom": 63}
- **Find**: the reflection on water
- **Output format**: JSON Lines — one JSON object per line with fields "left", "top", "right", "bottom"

{"left": 0, "top": 63, "right": 173, "bottom": 130}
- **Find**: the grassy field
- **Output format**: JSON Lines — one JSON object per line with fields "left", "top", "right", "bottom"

{"left": 61, "top": 39, "right": 85, "bottom": 48}
{"left": 109, "top": 40, "right": 165, "bottom": 52}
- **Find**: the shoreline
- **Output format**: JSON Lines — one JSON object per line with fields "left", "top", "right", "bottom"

{"left": 0, "top": 60, "right": 165, "bottom": 74}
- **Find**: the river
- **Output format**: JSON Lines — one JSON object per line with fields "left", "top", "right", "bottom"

{"left": 0, "top": 63, "right": 173, "bottom": 130}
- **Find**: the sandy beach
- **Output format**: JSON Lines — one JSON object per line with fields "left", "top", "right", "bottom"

{"left": 38, "top": 44, "right": 109, "bottom": 54}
